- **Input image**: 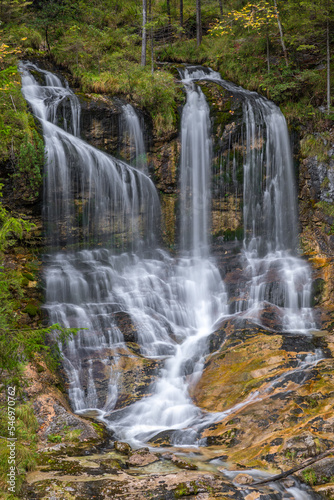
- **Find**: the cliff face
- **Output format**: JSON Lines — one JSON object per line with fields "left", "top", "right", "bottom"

{"left": 299, "top": 129, "right": 334, "bottom": 316}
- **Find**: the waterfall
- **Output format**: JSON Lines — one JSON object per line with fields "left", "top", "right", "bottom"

{"left": 180, "top": 83, "right": 211, "bottom": 257}
{"left": 20, "top": 61, "right": 159, "bottom": 249}
{"left": 183, "top": 66, "right": 315, "bottom": 333}
{"left": 20, "top": 61, "right": 228, "bottom": 443}
{"left": 241, "top": 97, "right": 315, "bottom": 332}
{"left": 19, "top": 60, "right": 316, "bottom": 450}
{"left": 121, "top": 103, "right": 147, "bottom": 172}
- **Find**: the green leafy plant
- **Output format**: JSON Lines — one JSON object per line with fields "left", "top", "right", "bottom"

{"left": 302, "top": 468, "right": 317, "bottom": 486}
{"left": 47, "top": 434, "right": 62, "bottom": 443}
{"left": 0, "top": 403, "right": 38, "bottom": 497}
{"left": 12, "top": 129, "right": 44, "bottom": 202}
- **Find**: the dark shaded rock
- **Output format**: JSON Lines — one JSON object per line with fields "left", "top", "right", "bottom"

{"left": 312, "top": 277, "right": 326, "bottom": 306}
{"left": 114, "top": 441, "right": 132, "bottom": 455}
{"left": 78, "top": 95, "right": 123, "bottom": 156}
{"left": 148, "top": 429, "right": 175, "bottom": 446}
{"left": 114, "top": 311, "right": 138, "bottom": 343}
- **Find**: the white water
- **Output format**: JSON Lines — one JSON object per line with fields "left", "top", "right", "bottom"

{"left": 20, "top": 62, "right": 318, "bottom": 450}
{"left": 20, "top": 62, "right": 228, "bottom": 444}
{"left": 121, "top": 103, "right": 147, "bottom": 172}
{"left": 20, "top": 62, "right": 159, "bottom": 248}
{"left": 180, "top": 83, "right": 211, "bottom": 257}
{"left": 182, "top": 66, "right": 315, "bottom": 333}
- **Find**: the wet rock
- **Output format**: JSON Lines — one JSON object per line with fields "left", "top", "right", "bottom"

{"left": 127, "top": 451, "right": 159, "bottom": 467}
{"left": 78, "top": 94, "right": 123, "bottom": 156}
{"left": 296, "top": 457, "right": 334, "bottom": 486}
{"left": 312, "top": 278, "right": 326, "bottom": 306}
{"left": 100, "top": 458, "right": 123, "bottom": 471}
{"left": 33, "top": 397, "right": 102, "bottom": 445}
{"left": 148, "top": 429, "right": 175, "bottom": 446}
{"left": 284, "top": 433, "right": 326, "bottom": 459}
{"left": 283, "top": 479, "right": 295, "bottom": 488}
{"left": 206, "top": 428, "right": 238, "bottom": 447}
{"left": 258, "top": 303, "right": 284, "bottom": 332}
{"left": 234, "top": 473, "right": 254, "bottom": 485}
{"left": 150, "top": 139, "right": 179, "bottom": 193}
{"left": 114, "top": 311, "right": 138, "bottom": 343}
{"left": 171, "top": 455, "right": 198, "bottom": 470}
{"left": 114, "top": 441, "right": 132, "bottom": 455}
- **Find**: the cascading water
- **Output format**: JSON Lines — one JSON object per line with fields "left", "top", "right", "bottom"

{"left": 20, "top": 59, "right": 318, "bottom": 457}
{"left": 183, "top": 66, "right": 315, "bottom": 333}
{"left": 180, "top": 83, "right": 211, "bottom": 257}
{"left": 121, "top": 103, "right": 147, "bottom": 172}
{"left": 240, "top": 97, "right": 315, "bottom": 332}
{"left": 20, "top": 61, "right": 228, "bottom": 445}
{"left": 20, "top": 62, "right": 159, "bottom": 249}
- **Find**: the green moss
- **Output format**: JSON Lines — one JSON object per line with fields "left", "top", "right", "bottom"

{"left": 22, "top": 272, "right": 35, "bottom": 281}
{"left": 23, "top": 303, "right": 39, "bottom": 317}
{"left": 174, "top": 481, "right": 198, "bottom": 498}
{"left": 218, "top": 227, "right": 244, "bottom": 241}
{"left": 64, "top": 429, "right": 83, "bottom": 443}
{"left": 47, "top": 434, "right": 63, "bottom": 443}
{"left": 0, "top": 66, "right": 41, "bottom": 161}
{"left": 300, "top": 133, "right": 331, "bottom": 161}
{"left": 314, "top": 201, "right": 334, "bottom": 217}
{"left": 302, "top": 468, "right": 317, "bottom": 486}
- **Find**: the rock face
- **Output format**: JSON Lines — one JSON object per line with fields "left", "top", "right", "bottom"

{"left": 78, "top": 94, "right": 123, "bottom": 156}
{"left": 71, "top": 78, "right": 246, "bottom": 249}
{"left": 23, "top": 445, "right": 318, "bottom": 500}
{"left": 299, "top": 129, "right": 334, "bottom": 315}
{"left": 187, "top": 315, "right": 334, "bottom": 476}
{"left": 23, "top": 361, "right": 107, "bottom": 451}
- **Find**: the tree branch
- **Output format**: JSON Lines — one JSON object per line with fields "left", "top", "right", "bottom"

{"left": 252, "top": 448, "right": 334, "bottom": 485}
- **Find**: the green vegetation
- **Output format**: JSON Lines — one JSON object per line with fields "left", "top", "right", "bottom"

{"left": 300, "top": 132, "right": 332, "bottom": 161}
{"left": 12, "top": 130, "right": 44, "bottom": 202}
{"left": 0, "top": 403, "right": 39, "bottom": 498}
{"left": 47, "top": 434, "right": 62, "bottom": 443}
{"left": 0, "top": 184, "right": 78, "bottom": 498}
{"left": 302, "top": 468, "right": 317, "bottom": 486}
{"left": 1, "top": 0, "right": 333, "bottom": 135}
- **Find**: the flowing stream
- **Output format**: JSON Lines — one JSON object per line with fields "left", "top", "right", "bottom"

{"left": 20, "top": 62, "right": 317, "bottom": 451}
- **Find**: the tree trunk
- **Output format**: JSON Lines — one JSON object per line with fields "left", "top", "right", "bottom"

{"left": 167, "top": 0, "right": 171, "bottom": 25}
{"left": 196, "top": 0, "right": 202, "bottom": 46}
{"left": 273, "top": 0, "right": 288, "bottom": 66}
{"left": 141, "top": 0, "right": 147, "bottom": 66}
{"left": 45, "top": 26, "right": 50, "bottom": 53}
{"left": 267, "top": 33, "right": 270, "bottom": 74}
{"left": 180, "top": 0, "right": 183, "bottom": 27}
{"left": 149, "top": 0, "right": 154, "bottom": 75}
{"left": 327, "top": 15, "right": 331, "bottom": 113}
{"left": 218, "top": 0, "right": 223, "bottom": 18}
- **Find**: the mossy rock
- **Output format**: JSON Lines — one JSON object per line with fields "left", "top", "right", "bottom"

{"left": 22, "top": 271, "right": 35, "bottom": 281}
{"left": 23, "top": 302, "right": 39, "bottom": 317}
{"left": 174, "top": 481, "right": 198, "bottom": 498}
